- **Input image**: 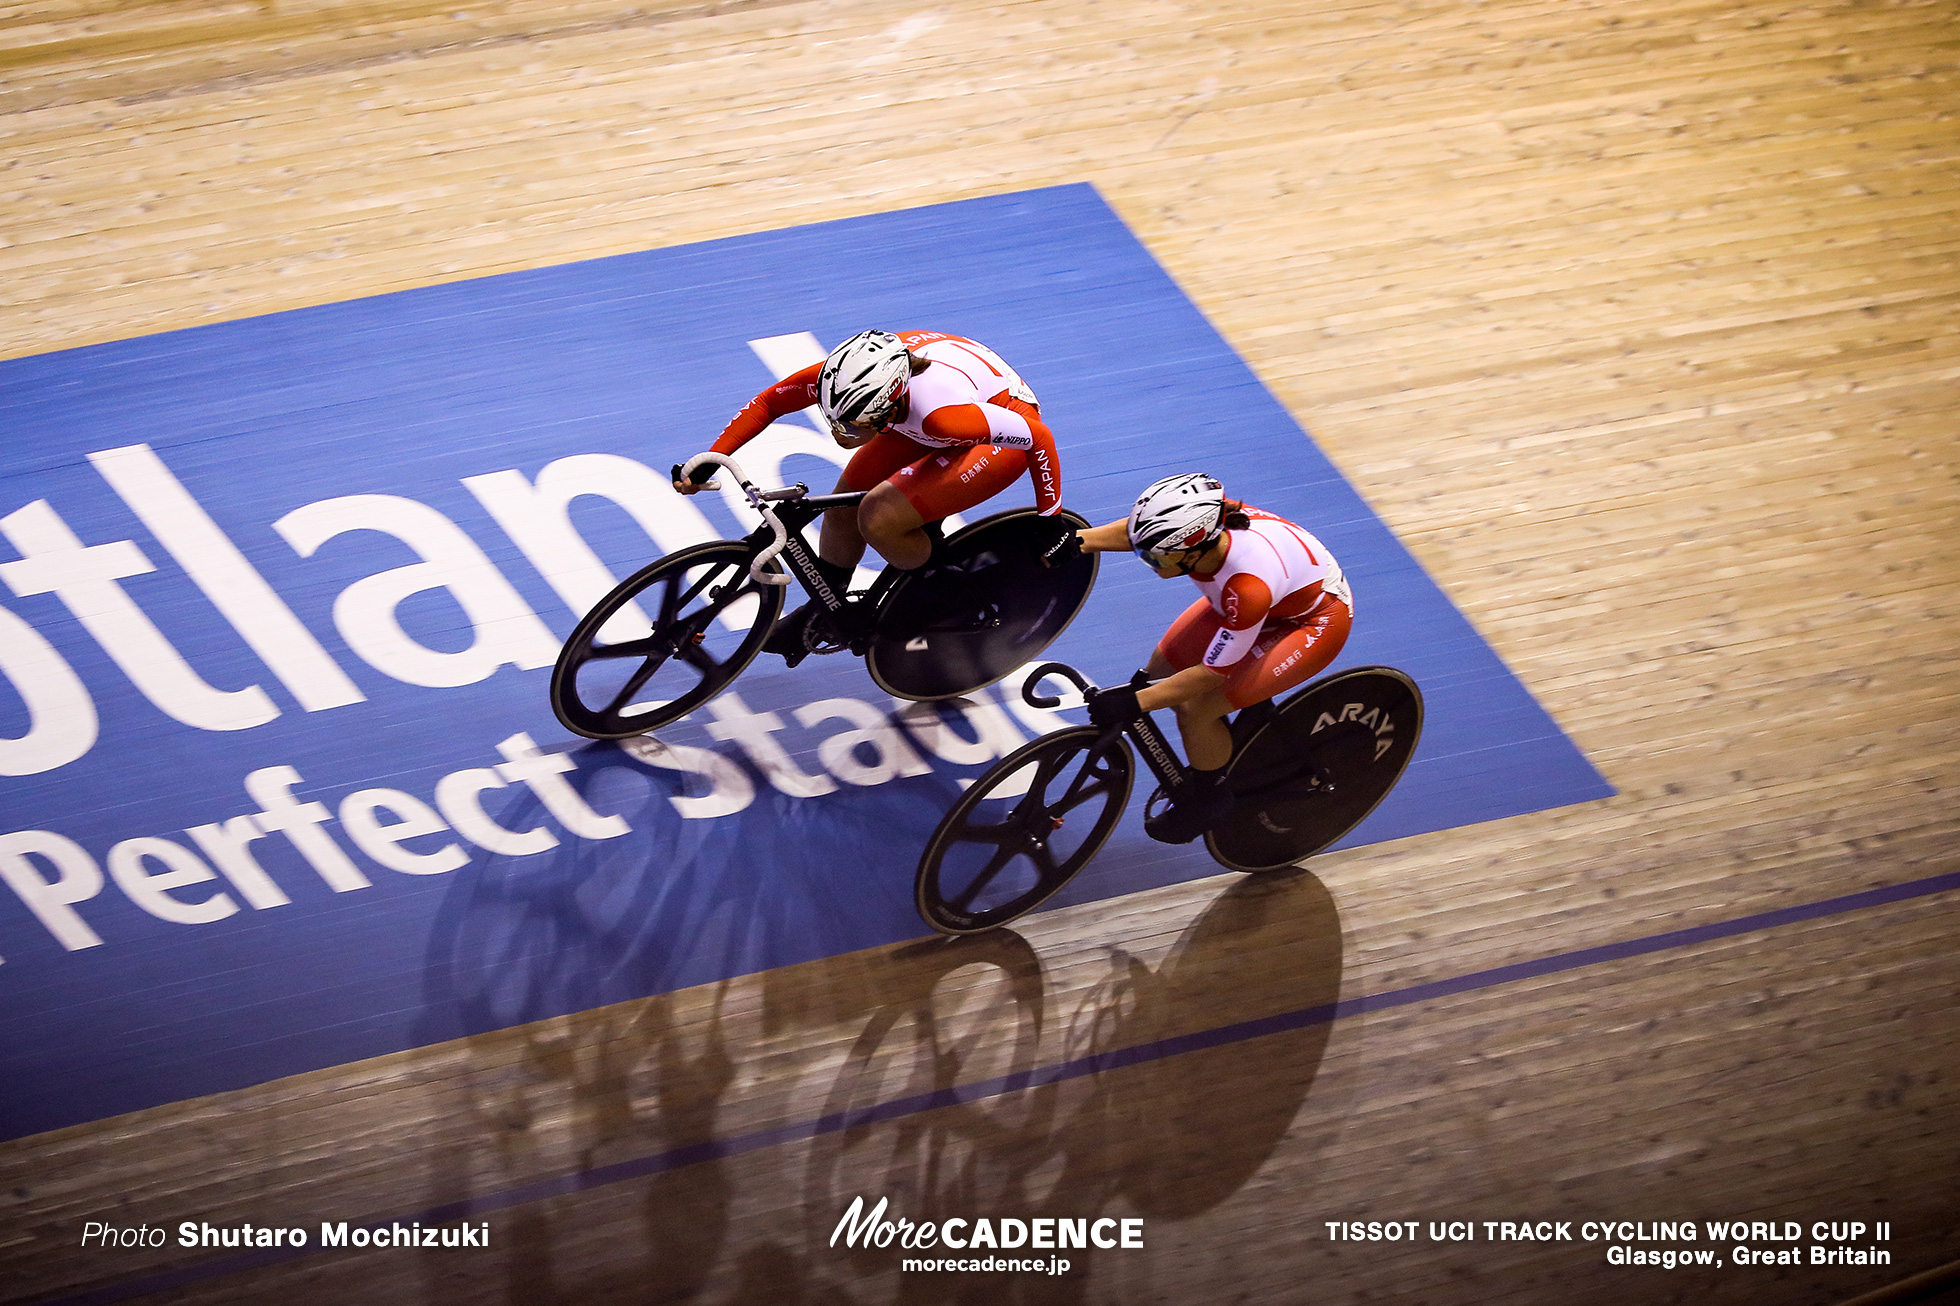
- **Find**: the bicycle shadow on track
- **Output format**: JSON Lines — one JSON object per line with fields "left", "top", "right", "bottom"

{"left": 411, "top": 734, "right": 972, "bottom": 1044}
{"left": 402, "top": 730, "right": 973, "bottom": 1304}
{"left": 398, "top": 733, "right": 1338, "bottom": 1305}
{"left": 773, "top": 869, "right": 1345, "bottom": 1305}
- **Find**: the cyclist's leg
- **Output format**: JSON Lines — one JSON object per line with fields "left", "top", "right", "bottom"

{"left": 1217, "top": 598, "right": 1353, "bottom": 714}
{"left": 819, "top": 432, "right": 921, "bottom": 570}
{"left": 1152, "top": 598, "right": 1215, "bottom": 668}
{"left": 1136, "top": 601, "right": 1235, "bottom": 841}
{"left": 766, "top": 435, "right": 921, "bottom": 661}
{"left": 1151, "top": 599, "right": 1236, "bottom": 767}
{"left": 1141, "top": 600, "right": 1350, "bottom": 843}
{"left": 863, "top": 442, "right": 1027, "bottom": 570}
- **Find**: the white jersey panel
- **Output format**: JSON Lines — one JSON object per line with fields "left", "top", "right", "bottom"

{"left": 1189, "top": 514, "right": 1351, "bottom": 668}
{"left": 884, "top": 333, "right": 1040, "bottom": 451}
{"left": 912, "top": 334, "right": 1038, "bottom": 406}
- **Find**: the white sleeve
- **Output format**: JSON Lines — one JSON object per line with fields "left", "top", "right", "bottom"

{"left": 1201, "top": 620, "right": 1265, "bottom": 670}
{"left": 977, "top": 403, "right": 1034, "bottom": 450}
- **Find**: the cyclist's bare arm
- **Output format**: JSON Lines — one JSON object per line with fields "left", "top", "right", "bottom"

{"left": 1138, "top": 663, "right": 1230, "bottom": 713}
{"left": 1076, "top": 519, "right": 1132, "bottom": 553}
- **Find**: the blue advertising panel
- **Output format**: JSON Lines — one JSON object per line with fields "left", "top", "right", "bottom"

{"left": 0, "top": 184, "right": 1611, "bottom": 1141}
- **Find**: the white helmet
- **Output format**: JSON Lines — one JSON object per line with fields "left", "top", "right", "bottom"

{"left": 1128, "top": 473, "right": 1227, "bottom": 557}
{"left": 818, "top": 330, "right": 911, "bottom": 440}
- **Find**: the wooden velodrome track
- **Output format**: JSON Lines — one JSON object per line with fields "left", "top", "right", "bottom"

{"left": 2, "top": 0, "right": 1957, "bottom": 1303}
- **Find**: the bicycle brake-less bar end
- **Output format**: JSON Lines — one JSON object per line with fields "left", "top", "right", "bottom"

{"left": 680, "top": 452, "right": 793, "bottom": 586}
{"left": 1023, "top": 662, "right": 1095, "bottom": 710}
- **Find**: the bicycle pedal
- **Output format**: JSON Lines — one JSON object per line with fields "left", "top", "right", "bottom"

{"left": 800, "top": 622, "right": 849, "bottom": 657}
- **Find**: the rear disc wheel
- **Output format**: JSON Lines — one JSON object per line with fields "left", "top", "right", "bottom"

{"left": 1206, "top": 667, "right": 1423, "bottom": 873}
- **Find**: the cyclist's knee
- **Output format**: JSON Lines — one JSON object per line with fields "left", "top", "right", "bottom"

{"left": 859, "top": 484, "right": 922, "bottom": 543}
{"left": 1173, "top": 689, "right": 1232, "bottom": 726}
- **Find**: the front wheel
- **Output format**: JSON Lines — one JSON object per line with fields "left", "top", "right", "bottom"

{"left": 549, "top": 541, "right": 785, "bottom": 739}
{"left": 915, "top": 726, "right": 1134, "bottom": 935}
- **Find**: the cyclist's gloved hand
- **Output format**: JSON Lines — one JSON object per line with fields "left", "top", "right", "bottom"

{"left": 671, "top": 460, "right": 718, "bottom": 495}
{"left": 1086, "top": 683, "right": 1142, "bottom": 729}
{"left": 1031, "top": 516, "right": 1083, "bottom": 568}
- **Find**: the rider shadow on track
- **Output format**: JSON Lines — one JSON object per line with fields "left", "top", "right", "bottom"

{"left": 403, "top": 727, "right": 1337, "bottom": 1305}
{"left": 757, "top": 869, "right": 1346, "bottom": 1306}
{"left": 412, "top": 731, "right": 974, "bottom": 1042}
{"left": 405, "top": 729, "right": 972, "bottom": 1303}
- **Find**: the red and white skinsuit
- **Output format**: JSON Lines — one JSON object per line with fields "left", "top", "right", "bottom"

{"left": 709, "top": 330, "right": 1062, "bottom": 521}
{"left": 1157, "top": 505, "right": 1354, "bottom": 710}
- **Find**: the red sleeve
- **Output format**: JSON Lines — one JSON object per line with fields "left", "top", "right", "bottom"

{"left": 710, "top": 363, "right": 823, "bottom": 456}
{"left": 1219, "top": 574, "right": 1273, "bottom": 631}
{"left": 1025, "top": 419, "right": 1061, "bottom": 516}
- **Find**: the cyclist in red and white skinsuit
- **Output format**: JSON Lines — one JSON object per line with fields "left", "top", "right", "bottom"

{"left": 1067, "top": 473, "right": 1353, "bottom": 843}
{"left": 674, "top": 329, "right": 1073, "bottom": 661}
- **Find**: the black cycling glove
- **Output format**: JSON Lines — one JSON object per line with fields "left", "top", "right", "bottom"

{"left": 1032, "top": 516, "right": 1083, "bottom": 568}
{"left": 1086, "top": 683, "right": 1142, "bottom": 728}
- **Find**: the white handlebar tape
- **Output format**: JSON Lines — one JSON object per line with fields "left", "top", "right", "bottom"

{"left": 680, "top": 452, "right": 792, "bottom": 586}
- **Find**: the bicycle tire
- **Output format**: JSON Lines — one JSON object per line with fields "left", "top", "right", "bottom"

{"left": 916, "top": 725, "right": 1134, "bottom": 935}
{"left": 868, "top": 507, "right": 1097, "bottom": 702}
{"left": 1205, "top": 667, "right": 1424, "bottom": 873}
{"left": 549, "top": 540, "right": 786, "bottom": 739}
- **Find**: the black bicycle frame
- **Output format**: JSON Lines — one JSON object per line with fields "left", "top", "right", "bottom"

{"left": 744, "top": 489, "right": 858, "bottom": 613}
{"left": 1123, "top": 711, "right": 1190, "bottom": 792}
{"left": 1023, "top": 662, "right": 1190, "bottom": 791}
{"left": 743, "top": 488, "right": 946, "bottom": 618}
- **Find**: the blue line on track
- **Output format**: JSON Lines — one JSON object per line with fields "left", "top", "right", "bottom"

{"left": 36, "top": 867, "right": 1959, "bottom": 1306}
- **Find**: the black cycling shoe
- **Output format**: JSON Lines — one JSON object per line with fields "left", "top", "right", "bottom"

{"left": 764, "top": 601, "right": 821, "bottom": 667}
{"left": 1143, "top": 775, "right": 1238, "bottom": 845}
{"left": 823, "top": 597, "right": 879, "bottom": 651}
{"left": 767, "top": 598, "right": 879, "bottom": 667}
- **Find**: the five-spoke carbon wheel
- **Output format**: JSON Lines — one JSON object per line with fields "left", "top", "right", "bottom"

{"left": 915, "top": 726, "right": 1134, "bottom": 935}
{"left": 550, "top": 541, "right": 785, "bottom": 739}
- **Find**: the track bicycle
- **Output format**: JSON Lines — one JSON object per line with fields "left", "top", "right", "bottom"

{"left": 549, "top": 452, "right": 1099, "bottom": 739}
{"left": 914, "top": 661, "right": 1424, "bottom": 934}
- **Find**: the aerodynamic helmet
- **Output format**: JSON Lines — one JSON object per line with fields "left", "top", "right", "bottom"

{"left": 1127, "top": 473, "right": 1228, "bottom": 558}
{"left": 817, "top": 330, "right": 912, "bottom": 439}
